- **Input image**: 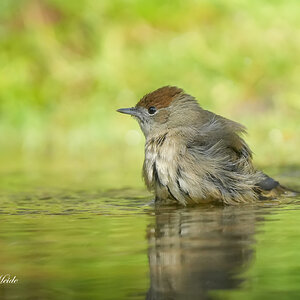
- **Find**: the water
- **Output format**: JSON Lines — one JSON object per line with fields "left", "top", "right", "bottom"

{"left": 0, "top": 170, "right": 300, "bottom": 300}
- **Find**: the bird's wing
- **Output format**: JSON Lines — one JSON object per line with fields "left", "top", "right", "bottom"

{"left": 184, "top": 113, "right": 297, "bottom": 202}
{"left": 188, "top": 112, "right": 253, "bottom": 165}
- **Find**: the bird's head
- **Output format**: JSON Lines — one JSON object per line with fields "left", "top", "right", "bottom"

{"left": 117, "top": 86, "right": 200, "bottom": 137}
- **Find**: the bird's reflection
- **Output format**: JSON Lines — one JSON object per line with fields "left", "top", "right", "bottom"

{"left": 146, "top": 205, "right": 263, "bottom": 300}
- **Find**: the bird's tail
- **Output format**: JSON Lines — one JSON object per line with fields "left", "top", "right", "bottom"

{"left": 256, "top": 173, "right": 298, "bottom": 200}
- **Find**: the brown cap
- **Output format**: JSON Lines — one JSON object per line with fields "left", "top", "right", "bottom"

{"left": 136, "top": 86, "right": 183, "bottom": 109}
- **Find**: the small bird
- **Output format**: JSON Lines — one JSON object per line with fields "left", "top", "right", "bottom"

{"left": 117, "top": 86, "right": 292, "bottom": 205}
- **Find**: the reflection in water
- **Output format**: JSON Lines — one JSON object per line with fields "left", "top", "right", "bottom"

{"left": 146, "top": 205, "right": 263, "bottom": 300}
{"left": 0, "top": 169, "right": 298, "bottom": 300}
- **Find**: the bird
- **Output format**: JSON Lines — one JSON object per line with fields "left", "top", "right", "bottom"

{"left": 117, "top": 86, "right": 294, "bottom": 205}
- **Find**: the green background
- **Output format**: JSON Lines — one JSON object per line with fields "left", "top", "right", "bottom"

{"left": 0, "top": 2, "right": 300, "bottom": 299}
{"left": 0, "top": 0, "right": 299, "bottom": 186}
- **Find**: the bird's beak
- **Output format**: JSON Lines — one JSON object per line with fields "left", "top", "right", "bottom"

{"left": 117, "top": 107, "right": 141, "bottom": 118}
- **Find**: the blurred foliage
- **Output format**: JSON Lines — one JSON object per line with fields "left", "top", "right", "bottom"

{"left": 0, "top": 0, "right": 299, "bottom": 179}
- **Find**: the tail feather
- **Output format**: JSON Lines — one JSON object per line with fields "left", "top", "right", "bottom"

{"left": 256, "top": 173, "right": 298, "bottom": 200}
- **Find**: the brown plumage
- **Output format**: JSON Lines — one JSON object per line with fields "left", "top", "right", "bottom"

{"left": 136, "top": 86, "right": 183, "bottom": 109}
{"left": 117, "top": 86, "right": 296, "bottom": 205}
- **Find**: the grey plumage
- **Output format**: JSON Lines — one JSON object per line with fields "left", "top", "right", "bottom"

{"left": 118, "top": 86, "right": 293, "bottom": 205}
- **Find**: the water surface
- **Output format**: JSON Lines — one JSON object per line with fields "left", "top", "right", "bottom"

{"left": 0, "top": 170, "right": 299, "bottom": 300}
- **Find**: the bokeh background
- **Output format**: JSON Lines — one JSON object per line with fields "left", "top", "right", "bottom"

{"left": 0, "top": 0, "right": 299, "bottom": 188}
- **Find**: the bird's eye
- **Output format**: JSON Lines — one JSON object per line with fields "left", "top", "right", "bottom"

{"left": 148, "top": 106, "right": 157, "bottom": 115}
